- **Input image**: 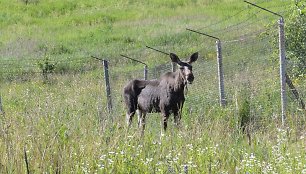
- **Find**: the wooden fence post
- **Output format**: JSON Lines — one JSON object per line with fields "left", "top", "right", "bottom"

{"left": 102, "top": 60, "right": 112, "bottom": 113}
{"left": 24, "top": 146, "right": 30, "bottom": 174}
{"left": 0, "top": 95, "right": 3, "bottom": 114}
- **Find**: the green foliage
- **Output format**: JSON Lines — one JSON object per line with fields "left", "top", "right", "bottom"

{"left": 37, "top": 55, "right": 57, "bottom": 82}
{"left": 285, "top": 0, "right": 306, "bottom": 79}
{"left": 50, "top": 44, "right": 72, "bottom": 55}
{"left": 264, "top": 0, "right": 306, "bottom": 79}
{"left": 238, "top": 89, "right": 251, "bottom": 133}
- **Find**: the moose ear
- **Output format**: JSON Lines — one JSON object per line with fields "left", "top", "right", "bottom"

{"left": 170, "top": 53, "right": 180, "bottom": 63}
{"left": 188, "top": 52, "right": 198, "bottom": 64}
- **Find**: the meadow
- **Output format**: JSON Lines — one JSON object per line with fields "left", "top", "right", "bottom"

{"left": 0, "top": 0, "right": 306, "bottom": 173}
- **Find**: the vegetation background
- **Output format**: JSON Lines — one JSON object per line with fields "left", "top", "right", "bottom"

{"left": 0, "top": 0, "right": 305, "bottom": 173}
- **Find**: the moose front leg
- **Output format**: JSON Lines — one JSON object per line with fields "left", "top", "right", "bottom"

{"left": 173, "top": 111, "right": 181, "bottom": 127}
{"left": 174, "top": 102, "right": 183, "bottom": 127}
{"left": 160, "top": 112, "right": 170, "bottom": 137}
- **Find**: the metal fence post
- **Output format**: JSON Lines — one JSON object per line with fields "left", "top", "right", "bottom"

{"left": 144, "top": 65, "right": 148, "bottom": 80}
{"left": 120, "top": 55, "right": 148, "bottom": 80}
{"left": 216, "top": 40, "right": 226, "bottom": 107}
{"left": 279, "top": 17, "right": 286, "bottom": 125}
{"left": 102, "top": 60, "right": 112, "bottom": 113}
{"left": 186, "top": 28, "right": 226, "bottom": 107}
{"left": 244, "top": 1, "right": 288, "bottom": 125}
{"left": 171, "top": 62, "right": 177, "bottom": 72}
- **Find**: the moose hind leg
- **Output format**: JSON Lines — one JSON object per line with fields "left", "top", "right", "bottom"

{"left": 137, "top": 110, "right": 141, "bottom": 128}
{"left": 124, "top": 93, "right": 137, "bottom": 129}
{"left": 126, "top": 110, "right": 135, "bottom": 129}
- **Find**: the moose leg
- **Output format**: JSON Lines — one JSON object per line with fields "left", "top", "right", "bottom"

{"left": 160, "top": 112, "right": 170, "bottom": 137}
{"left": 138, "top": 110, "right": 146, "bottom": 136}
{"left": 137, "top": 110, "right": 142, "bottom": 128}
{"left": 124, "top": 93, "right": 138, "bottom": 129}
{"left": 174, "top": 102, "right": 184, "bottom": 127}
{"left": 126, "top": 110, "right": 135, "bottom": 129}
{"left": 173, "top": 110, "right": 180, "bottom": 127}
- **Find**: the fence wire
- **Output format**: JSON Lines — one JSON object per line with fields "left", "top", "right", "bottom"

{"left": 0, "top": 1, "right": 304, "bottom": 127}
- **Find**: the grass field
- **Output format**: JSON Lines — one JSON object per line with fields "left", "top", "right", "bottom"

{"left": 1, "top": 0, "right": 306, "bottom": 173}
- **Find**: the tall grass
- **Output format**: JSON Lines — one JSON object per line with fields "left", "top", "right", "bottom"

{"left": 1, "top": 73, "right": 305, "bottom": 173}
{"left": 0, "top": 0, "right": 305, "bottom": 173}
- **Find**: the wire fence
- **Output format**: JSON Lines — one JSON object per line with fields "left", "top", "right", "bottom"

{"left": 0, "top": 1, "right": 304, "bottom": 126}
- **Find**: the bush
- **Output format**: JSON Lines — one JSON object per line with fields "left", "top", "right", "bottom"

{"left": 37, "top": 55, "right": 57, "bottom": 82}
{"left": 285, "top": 0, "right": 306, "bottom": 79}
{"left": 263, "top": 0, "right": 305, "bottom": 80}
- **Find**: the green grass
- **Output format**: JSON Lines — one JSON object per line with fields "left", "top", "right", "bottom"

{"left": 0, "top": 0, "right": 306, "bottom": 173}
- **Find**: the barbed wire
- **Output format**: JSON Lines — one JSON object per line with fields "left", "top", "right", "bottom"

{"left": 0, "top": 3, "right": 291, "bottom": 77}
{"left": 264, "top": 3, "right": 292, "bottom": 9}
{"left": 0, "top": 71, "right": 41, "bottom": 74}
{"left": 0, "top": 65, "right": 98, "bottom": 74}
{"left": 0, "top": 2, "right": 303, "bottom": 127}
{"left": 195, "top": 1, "right": 291, "bottom": 31}
{"left": 0, "top": 57, "right": 95, "bottom": 68}
{"left": 196, "top": 9, "right": 247, "bottom": 31}
{"left": 189, "top": 4, "right": 292, "bottom": 46}
{"left": 208, "top": 13, "right": 269, "bottom": 35}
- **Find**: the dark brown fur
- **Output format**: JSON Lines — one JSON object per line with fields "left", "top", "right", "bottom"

{"left": 123, "top": 52, "right": 198, "bottom": 135}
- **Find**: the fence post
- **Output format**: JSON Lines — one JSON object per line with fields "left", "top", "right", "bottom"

{"left": 216, "top": 40, "right": 226, "bottom": 107}
{"left": 278, "top": 17, "right": 286, "bottom": 125}
{"left": 171, "top": 62, "right": 177, "bottom": 72}
{"left": 120, "top": 55, "right": 148, "bottom": 80}
{"left": 0, "top": 95, "right": 3, "bottom": 114}
{"left": 144, "top": 65, "right": 148, "bottom": 80}
{"left": 186, "top": 28, "right": 226, "bottom": 107}
{"left": 24, "top": 146, "right": 30, "bottom": 174}
{"left": 243, "top": 1, "right": 288, "bottom": 125}
{"left": 102, "top": 60, "right": 112, "bottom": 113}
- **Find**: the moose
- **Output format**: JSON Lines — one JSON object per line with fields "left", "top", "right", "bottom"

{"left": 123, "top": 52, "right": 198, "bottom": 135}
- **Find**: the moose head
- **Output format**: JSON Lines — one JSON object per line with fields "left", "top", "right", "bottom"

{"left": 170, "top": 52, "right": 198, "bottom": 84}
